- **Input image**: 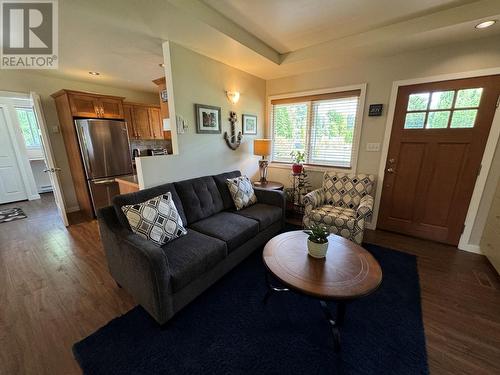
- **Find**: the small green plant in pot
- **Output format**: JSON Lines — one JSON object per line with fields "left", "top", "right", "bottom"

{"left": 304, "top": 224, "right": 330, "bottom": 258}
{"left": 290, "top": 150, "right": 306, "bottom": 174}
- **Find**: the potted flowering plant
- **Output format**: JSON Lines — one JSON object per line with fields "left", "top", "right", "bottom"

{"left": 290, "top": 150, "right": 306, "bottom": 174}
{"left": 304, "top": 224, "right": 330, "bottom": 258}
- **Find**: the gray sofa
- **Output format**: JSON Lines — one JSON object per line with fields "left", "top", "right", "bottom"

{"left": 97, "top": 170, "right": 285, "bottom": 325}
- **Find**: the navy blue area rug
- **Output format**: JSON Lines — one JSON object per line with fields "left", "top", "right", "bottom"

{"left": 73, "top": 244, "right": 428, "bottom": 374}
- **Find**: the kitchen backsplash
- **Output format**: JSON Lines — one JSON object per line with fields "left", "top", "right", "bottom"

{"left": 130, "top": 139, "right": 172, "bottom": 155}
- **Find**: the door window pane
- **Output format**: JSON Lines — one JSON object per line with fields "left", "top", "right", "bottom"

{"left": 426, "top": 111, "right": 450, "bottom": 128}
{"left": 407, "top": 93, "right": 429, "bottom": 111}
{"left": 450, "top": 109, "right": 478, "bottom": 128}
{"left": 404, "top": 112, "right": 426, "bottom": 129}
{"left": 455, "top": 88, "right": 483, "bottom": 108}
{"left": 16, "top": 107, "right": 41, "bottom": 148}
{"left": 429, "top": 91, "right": 454, "bottom": 109}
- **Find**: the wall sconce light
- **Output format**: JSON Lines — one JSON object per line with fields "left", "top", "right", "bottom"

{"left": 226, "top": 91, "right": 240, "bottom": 104}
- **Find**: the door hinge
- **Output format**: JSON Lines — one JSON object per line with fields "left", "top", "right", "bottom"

{"left": 496, "top": 94, "right": 500, "bottom": 109}
{"left": 461, "top": 224, "right": 466, "bottom": 234}
{"left": 477, "top": 163, "right": 482, "bottom": 177}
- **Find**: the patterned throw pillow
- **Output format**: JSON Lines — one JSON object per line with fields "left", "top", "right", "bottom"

{"left": 226, "top": 176, "right": 257, "bottom": 210}
{"left": 121, "top": 192, "right": 187, "bottom": 246}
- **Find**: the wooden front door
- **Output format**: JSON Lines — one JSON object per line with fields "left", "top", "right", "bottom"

{"left": 378, "top": 75, "right": 500, "bottom": 245}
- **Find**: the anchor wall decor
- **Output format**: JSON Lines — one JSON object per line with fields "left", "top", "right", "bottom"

{"left": 224, "top": 111, "right": 242, "bottom": 150}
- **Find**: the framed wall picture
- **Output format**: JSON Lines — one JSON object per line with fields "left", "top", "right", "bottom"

{"left": 195, "top": 104, "right": 222, "bottom": 134}
{"left": 242, "top": 114, "right": 257, "bottom": 135}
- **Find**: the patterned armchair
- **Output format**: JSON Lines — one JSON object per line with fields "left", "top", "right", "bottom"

{"left": 303, "top": 172, "right": 375, "bottom": 244}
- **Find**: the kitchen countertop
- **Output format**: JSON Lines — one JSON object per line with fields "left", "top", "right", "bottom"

{"left": 115, "top": 174, "right": 139, "bottom": 188}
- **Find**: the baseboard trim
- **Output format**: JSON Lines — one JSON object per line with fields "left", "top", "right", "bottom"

{"left": 365, "top": 222, "right": 376, "bottom": 230}
{"left": 66, "top": 205, "right": 80, "bottom": 213}
{"left": 458, "top": 243, "right": 482, "bottom": 254}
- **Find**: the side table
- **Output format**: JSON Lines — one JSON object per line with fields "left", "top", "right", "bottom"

{"left": 252, "top": 181, "right": 284, "bottom": 191}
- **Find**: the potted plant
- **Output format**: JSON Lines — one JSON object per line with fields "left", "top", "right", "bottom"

{"left": 304, "top": 224, "right": 330, "bottom": 258}
{"left": 290, "top": 150, "right": 306, "bottom": 174}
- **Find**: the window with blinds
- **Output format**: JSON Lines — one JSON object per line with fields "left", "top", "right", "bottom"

{"left": 270, "top": 89, "right": 361, "bottom": 168}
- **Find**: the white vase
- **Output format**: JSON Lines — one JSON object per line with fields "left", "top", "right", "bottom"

{"left": 307, "top": 239, "right": 329, "bottom": 258}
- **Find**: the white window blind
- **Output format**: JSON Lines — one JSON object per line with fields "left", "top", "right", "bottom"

{"left": 270, "top": 90, "right": 361, "bottom": 168}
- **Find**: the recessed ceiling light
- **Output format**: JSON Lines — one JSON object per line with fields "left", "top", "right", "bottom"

{"left": 475, "top": 20, "right": 496, "bottom": 29}
{"left": 159, "top": 63, "right": 165, "bottom": 68}
{"left": 88, "top": 71, "right": 100, "bottom": 76}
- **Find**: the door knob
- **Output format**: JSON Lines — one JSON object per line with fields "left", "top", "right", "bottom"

{"left": 387, "top": 167, "right": 395, "bottom": 173}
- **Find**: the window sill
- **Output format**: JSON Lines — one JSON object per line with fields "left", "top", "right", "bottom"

{"left": 269, "top": 162, "right": 354, "bottom": 174}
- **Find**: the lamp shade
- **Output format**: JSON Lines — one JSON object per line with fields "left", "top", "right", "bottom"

{"left": 254, "top": 139, "right": 271, "bottom": 156}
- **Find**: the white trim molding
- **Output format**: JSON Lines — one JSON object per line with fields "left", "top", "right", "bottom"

{"left": 267, "top": 83, "right": 367, "bottom": 174}
{"left": 374, "top": 67, "right": 500, "bottom": 254}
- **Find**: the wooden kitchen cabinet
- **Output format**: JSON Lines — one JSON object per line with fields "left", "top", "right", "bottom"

{"left": 152, "top": 76, "right": 172, "bottom": 140}
{"left": 56, "top": 90, "right": 125, "bottom": 119}
{"left": 148, "top": 107, "right": 163, "bottom": 139}
{"left": 123, "top": 102, "right": 162, "bottom": 140}
{"left": 99, "top": 97, "right": 124, "bottom": 119}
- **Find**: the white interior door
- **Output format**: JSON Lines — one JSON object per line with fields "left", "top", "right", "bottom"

{"left": 0, "top": 106, "right": 28, "bottom": 204}
{"left": 30, "top": 92, "right": 69, "bottom": 226}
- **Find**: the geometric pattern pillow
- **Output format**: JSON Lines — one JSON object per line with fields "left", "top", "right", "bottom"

{"left": 226, "top": 175, "right": 257, "bottom": 210}
{"left": 121, "top": 192, "right": 187, "bottom": 246}
{"left": 323, "top": 172, "right": 375, "bottom": 209}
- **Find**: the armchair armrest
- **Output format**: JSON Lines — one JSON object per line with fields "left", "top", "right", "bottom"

{"left": 356, "top": 195, "right": 374, "bottom": 220}
{"left": 303, "top": 188, "right": 326, "bottom": 216}
{"left": 97, "top": 206, "right": 173, "bottom": 324}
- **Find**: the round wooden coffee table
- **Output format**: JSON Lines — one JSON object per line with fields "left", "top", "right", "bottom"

{"left": 262, "top": 230, "right": 382, "bottom": 351}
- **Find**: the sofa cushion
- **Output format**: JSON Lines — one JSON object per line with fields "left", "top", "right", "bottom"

{"left": 113, "top": 183, "right": 186, "bottom": 230}
{"left": 162, "top": 229, "right": 227, "bottom": 292}
{"left": 189, "top": 212, "right": 259, "bottom": 252}
{"left": 212, "top": 170, "right": 241, "bottom": 210}
{"left": 174, "top": 176, "right": 224, "bottom": 224}
{"left": 235, "top": 203, "right": 282, "bottom": 231}
{"left": 121, "top": 192, "right": 187, "bottom": 246}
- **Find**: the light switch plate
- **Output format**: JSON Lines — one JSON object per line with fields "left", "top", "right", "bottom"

{"left": 366, "top": 143, "right": 381, "bottom": 152}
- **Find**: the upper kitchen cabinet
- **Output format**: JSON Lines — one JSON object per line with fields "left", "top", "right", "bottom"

{"left": 152, "top": 77, "right": 171, "bottom": 140}
{"left": 123, "top": 102, "right": 162, "bottom": 140}
{"left": 53, "top": 90, "right": 125, "bottom": 119}
{"left": 148, "top": 106, "right": 163, "bottom": 139}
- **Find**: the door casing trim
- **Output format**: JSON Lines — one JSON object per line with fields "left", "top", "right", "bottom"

{"left": 373, "top": 67, "right": 500, "bottom": 253}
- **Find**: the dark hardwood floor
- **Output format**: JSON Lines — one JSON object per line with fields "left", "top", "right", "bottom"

{"left": 1, "top": 194, "right": 499, "bottom": 374}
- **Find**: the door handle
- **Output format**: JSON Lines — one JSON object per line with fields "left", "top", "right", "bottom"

{"left": 94, "top": 179, "right": 116, "bottom": 185}
{"left": 386, "top": 167, "right": 395, "bottom": 173}
{"left": 44, "top": 167, "right": 62, "bottom": 173}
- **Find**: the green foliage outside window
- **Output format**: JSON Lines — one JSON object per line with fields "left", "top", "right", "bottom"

{"left": 16, "top": 108, "right": 41, "bottom": 148}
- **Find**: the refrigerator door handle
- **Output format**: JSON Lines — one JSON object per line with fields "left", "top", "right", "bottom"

{"left": 93, "top": 178, "right": 116, "bottom": 185}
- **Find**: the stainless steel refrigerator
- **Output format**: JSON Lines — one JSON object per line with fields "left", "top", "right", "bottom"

{"left": 75, "top": 119, "right": 133, "bottom": 214}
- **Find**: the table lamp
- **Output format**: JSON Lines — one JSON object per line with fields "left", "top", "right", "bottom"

{"left": 254, "top": 139, "right": 272, "bottom": 183}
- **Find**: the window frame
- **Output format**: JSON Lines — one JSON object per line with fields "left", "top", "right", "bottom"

{"left": 267, "top": 84, "right": 367, "bottom": 173}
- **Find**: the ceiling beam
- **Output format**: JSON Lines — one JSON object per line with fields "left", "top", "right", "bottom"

{"left": 166, "top": 0, "right": 281, "bottom": 65}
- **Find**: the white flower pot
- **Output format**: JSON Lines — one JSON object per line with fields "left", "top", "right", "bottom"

{"left": 307, "top": 239, "right": 329, "bottom": 258}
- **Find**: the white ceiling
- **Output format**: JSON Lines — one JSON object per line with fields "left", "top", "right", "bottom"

{"left": 29, "top": 0, "right": 500, "bottom": 92}
{"left": 202, "top": 0, "right": 479, "bottom": 53}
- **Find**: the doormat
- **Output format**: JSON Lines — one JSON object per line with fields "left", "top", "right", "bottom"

{"left": 0, "top": 208, "right": 27, "bottom": 223}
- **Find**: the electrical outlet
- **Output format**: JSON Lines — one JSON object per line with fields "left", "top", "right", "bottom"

{"left": 366, "top": 143, "right": 380, "bottom": 152}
